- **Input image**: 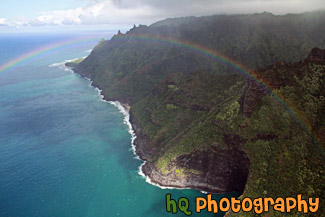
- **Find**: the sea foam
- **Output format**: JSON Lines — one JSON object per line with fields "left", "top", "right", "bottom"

{"left": 90, "top": 82, "right": 185, "bottom": 191}
{"left": 51, "top": 59, "right": 205, "bottom": 193}
{"left": 49, "top": 56, "right": 87, "bottom": 72}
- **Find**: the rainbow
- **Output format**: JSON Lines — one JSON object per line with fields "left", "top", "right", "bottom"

{"left": 0, "top": 33, "right": 321, "bottom": 153}
{"left": 112, "top": 34, "right": 322, "bottom": 151}
{"left": 0, "top": 35, "right": 99, "bottom": 74}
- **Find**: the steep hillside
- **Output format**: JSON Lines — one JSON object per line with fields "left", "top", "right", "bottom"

{"left": 71, "top": 12, "right": 325, "bottom": 216}
{"left": 226, "top": 51, "right": 325, "bottom": 216}
{"left": 131, "top": 51, "right": 324, "bottom": 216}
{"left": 74, "top": 11, "right": 325, "bottom": 104}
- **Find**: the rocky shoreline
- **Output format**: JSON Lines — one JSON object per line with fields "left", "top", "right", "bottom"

{"left": 69, "top": 63, "right": 249, "bottom": 195}
{"left": 129, "top": 108, "right": 249, "bottom": 194}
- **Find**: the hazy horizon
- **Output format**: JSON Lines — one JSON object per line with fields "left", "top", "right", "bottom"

{"left": 0, "top": 0, "right": 324, "bottom": 33}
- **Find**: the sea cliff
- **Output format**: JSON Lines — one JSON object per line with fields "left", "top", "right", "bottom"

{"left": 70, "top": 12, "right": 325, "bottom": 216}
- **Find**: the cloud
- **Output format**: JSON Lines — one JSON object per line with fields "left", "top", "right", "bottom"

{"left": 2, "top": 0, "right": 325, "bottom": 27}
{"left": 0, "top": 18, "right": 7, "bottom": 25}
{"left": 25, "top": 0, "right": 158, "bottom": 26}
{"left": 111, "top": 0, "right": 325, "bottom": 16}
{"left": 35, "top": 8, "right": 84, "bottom": 25}
{"left": 4, "top": 17, "right": 30, "bottom": 27}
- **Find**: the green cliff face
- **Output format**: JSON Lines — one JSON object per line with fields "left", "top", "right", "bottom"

{"left": 73, "top": 11, "right": 324, "bottom": 216}
{"left": 65, "top": 58, "right": 85, "bottom": 68}
{"left": 226, "top": 61, "right": 324, "bottom": 216}
{"left": 74, "top": 11, "right": 325, "bottom": 104}
{"left": 131, "top": 71, "right": 250, "bottom": 193}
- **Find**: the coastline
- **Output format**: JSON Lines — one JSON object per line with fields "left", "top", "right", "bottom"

{"left": 61, "top": 60, "right": 243, "bottom": 194}
{"left": 108, "top": 101, "right": 213, "bottom": 193}
{"left": 59, "top": 61, "right": 199, "bottom": 192}
{"left": 92, "top": 84, "right": 200, "bottom": 192}
{"left": 96, "top": 89, "right": 206, "bottom": 192}
{"left": 87, "top": 78, "right": 239, "bottom": 194}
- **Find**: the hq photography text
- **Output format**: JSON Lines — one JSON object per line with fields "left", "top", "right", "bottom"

{"left": 165, "top": 194, "right": 319, "bottom": 215}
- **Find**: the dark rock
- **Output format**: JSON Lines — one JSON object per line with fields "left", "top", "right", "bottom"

{"left": 306, "top": 47, "right": 325, "bottom": 64}
{"left": 242, "top": 80, "right": 268, "bottom": 118}
{"left": 223, "top": 134, "right": 247, "bottom": 147}
{"left": 142, "top": 147, "right": 250, "bottom": 194}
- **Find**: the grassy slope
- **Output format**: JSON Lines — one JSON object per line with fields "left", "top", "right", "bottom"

{"left": 65, "top": 57, "right": 85, "bottom": 68}
{"left": 132, "top": 63, "right": 324, "bottom": 216}
{"left": 75, "top": 11, "right": 325, "bottom": 104}
{"left": 227, "top": 63, "right": 325, "bottom": 216}
{"left": 74, "top": 12, "right": 325, "bottom": 216}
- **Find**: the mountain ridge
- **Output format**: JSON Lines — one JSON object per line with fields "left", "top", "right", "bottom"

{"left": 71, "top": 12, "right": 324, "bottom": 216}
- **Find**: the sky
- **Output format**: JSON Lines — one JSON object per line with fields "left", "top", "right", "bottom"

{"left": 0, "top": 0, "right": 324, "bottom": 32}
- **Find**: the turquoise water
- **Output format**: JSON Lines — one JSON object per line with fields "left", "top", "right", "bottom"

{"left": 0, "top": 33, "right": 237, "bottom": 217}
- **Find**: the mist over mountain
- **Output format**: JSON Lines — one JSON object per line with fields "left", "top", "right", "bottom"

{"left": 71, "top": 11, "right": 325, "bottom": 216}
{"left": 75, "top": 11, "right": 324, "bottom": 103}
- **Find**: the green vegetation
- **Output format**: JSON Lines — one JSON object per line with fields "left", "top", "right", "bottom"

{"left": 65, "top": 57, "right": 85, "bottom": 68}
{"left": 135, "top": 63, "right": 324, "bottom": 216}
{"left": 74, "top": 11, "right": 325, "bottom": 104}
{"left": 228, "top": 63, "right": 325, "bottom": 216}
{"left": 74, "top": 11, "right": 325, "bottom": 216}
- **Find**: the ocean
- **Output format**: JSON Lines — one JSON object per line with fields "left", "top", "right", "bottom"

{"left": 0, "top": 33, "right": 236, "bottom": 217}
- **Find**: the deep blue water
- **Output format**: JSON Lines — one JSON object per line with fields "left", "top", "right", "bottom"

{"left": 0, "top": 33, "right": 236, "bottom": 217}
